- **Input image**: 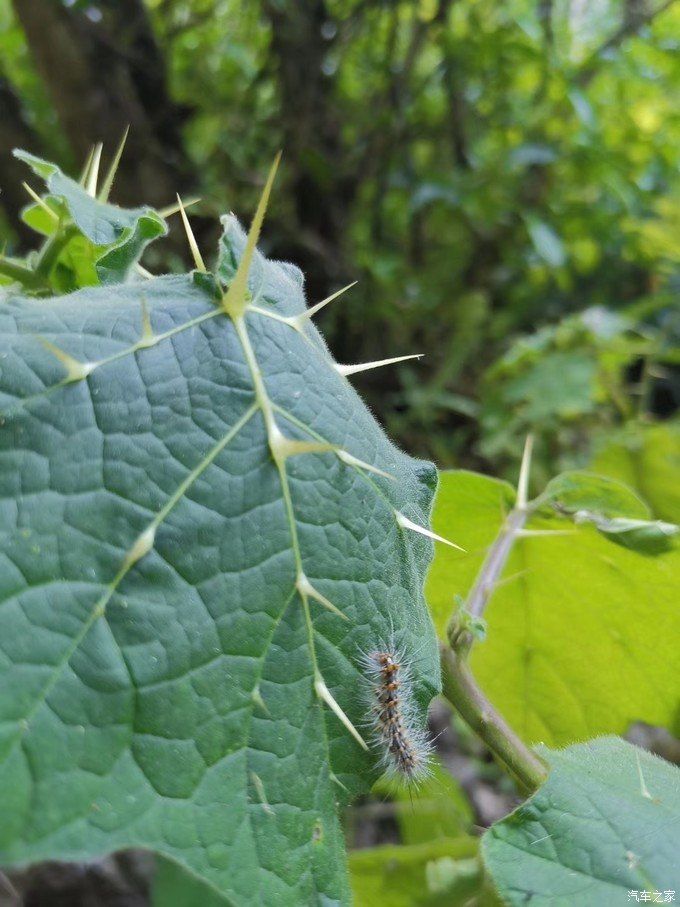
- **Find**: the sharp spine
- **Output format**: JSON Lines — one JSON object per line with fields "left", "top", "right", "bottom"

{"left": 138, "top": 298, "right": 155, "bottom": 347}
{"left": 222, "top": 152, "right": 281, "bottom": 319}
{"left": 23, "top": 183, "right": 58, "bottom": 221}
{"left": 85, "top": 142, "right": 103, "bottom": 197}
{"left": 299, "top": 282, "right": 357, "bottom": 321}
{"left": 337, "top": 450, "right": 395, "bottom": 480}
{"left": 297, "top": 572, "right": 348, "bottom": 620}
{"left": 158, "top": 197, "right": 201, "bottom": 219}
{"left": 123, "top": 526, "right": 156, "bottom": 569}
{"left": 314, "top": 673, "right": 368, "bottom": 750}
{"left": 396, "top": 511, "right": 465, "bottom": 551}
{"left": 336, "top": 354, "right": 422, "bottom": 377}
{"left": 177, "top": 194, "right": 207, "bottom": 272}
{"left": 98, "top": 126, "right": 129, "bottom": 202}
{"left": 516, "top": 434, "right": 534, "bottom": 510}
{"left": 40, "top": 339, "right": 95, "bottom": 382}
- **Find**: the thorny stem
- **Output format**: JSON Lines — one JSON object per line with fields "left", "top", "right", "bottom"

{"left": 440, "top": 435, "right": 548, "bottom": 793}
{"left": 440, "top": 644, "right": 548, "bottom": 793}
{"left": 450, "top": 436, "right": 534, "bottom": 649}
{"left": 34, "top": 223, "right": 78, "bottom": 279}
{"left": 465, "top": 507, "right": 528, "bottom": 621}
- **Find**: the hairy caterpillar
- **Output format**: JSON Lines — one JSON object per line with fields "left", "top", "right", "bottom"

{"left": 361, "top": 642, "right": 432, "bottom": 784}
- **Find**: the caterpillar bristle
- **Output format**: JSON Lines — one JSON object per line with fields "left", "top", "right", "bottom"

{"left": 361, "top": 642, "right": 432, "bottom": 785}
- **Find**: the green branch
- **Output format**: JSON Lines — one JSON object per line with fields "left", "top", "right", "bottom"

{"left": 440, "top": 436, "right": 548, "bottom": 794}
{"left": 0, "top": 257, "right": 45, "bottom": 290}
{"left": 440, "top": 644, "right": 547, "bottom": 794}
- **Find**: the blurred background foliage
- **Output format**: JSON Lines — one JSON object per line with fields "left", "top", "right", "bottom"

{"left": 1, "top": 0, "right": 678, "bottom": 488}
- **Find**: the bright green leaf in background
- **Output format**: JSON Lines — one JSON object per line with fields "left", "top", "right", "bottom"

{"left": 427, "top": 470, "right": 680, "bottom": 745}
{"left": 376, "top": 760, "right": 473, "bottom": 847}
{"left": 539, "top": 470, "right": 651, "bottom": 519}
{"left": 350, "top": 837, "right": 481, "bottom": 907}
{"left": 477, "top": 306, "right": 671, "bottom": 485}
{"left": 484, "top": 737, "right": 680, "bottom": 905}
{"left": 593, "top": 422, "right": 680, "bottom": 524}
{"left": 539, "top": 470, "right": 679, "bottom": 553}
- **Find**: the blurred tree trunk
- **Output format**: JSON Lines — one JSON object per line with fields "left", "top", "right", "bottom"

{"left": 10, "top": 0, "right": 190, "bottom": 212}
{"left": 262, "top": 0, "right": 356, "bottom": 298}
{"left": 0, "top": 73, "right": 44, "bottom": 245}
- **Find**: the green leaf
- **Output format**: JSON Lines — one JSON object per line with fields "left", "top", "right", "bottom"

{"left": 592, "top": 422, "right": 680, "bottom": 524}
{"left": 350, "top": 838, "right": 481, "bottom": 907}
{"left": 427, "top": 471, "right": 680, "bottom": 745}
{"left": 0, "top": 236, "right": 439, "bottom": 902}
{"left": 153, "top": 857, "right": 229, "bottom": 906}
{"left": 524, "top": 216, "right": 566, "bottom": 268}
{"left": 540, "top": 470, "right": 678, "bottom": 553}
{"left": 483, "top": 737, "right": 680, "bottom": 905}
{"left": 21, "top": 196, "right": 65, "bottom": 237}
{"left": 540, "top": 470, "right": 651, "bottom": 520}
{"left": 14, "top": 150, "right": 167, "bottom": 284}
{"left": 573, "top": 514, "right": 679, "bottom": 554}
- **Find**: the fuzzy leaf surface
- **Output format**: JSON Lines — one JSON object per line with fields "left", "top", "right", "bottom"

{"left": 0, "top": 234, "right": 439, "bottom": 904}
{"left": 483, "top": 737, "right": 680, "bottom": 905}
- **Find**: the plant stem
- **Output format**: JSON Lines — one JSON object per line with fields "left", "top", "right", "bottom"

{"left": 440, "top": 644, "right": 547, "bottom": 793}
{"left": 0, "top": 257, "right": 45, "bottom": 290}
{"left": 34, "top": 224, "right": 77, "bottom": 278}
{"left": 467, "top": 506, "right": 528, "bottom": 620}
{"left": 441, "top": 434, "right": 547, "bottom": 793}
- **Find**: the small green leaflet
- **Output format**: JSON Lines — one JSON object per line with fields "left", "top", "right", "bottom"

{"left": 14, "top": 150, "right": 167, "bottom": 285}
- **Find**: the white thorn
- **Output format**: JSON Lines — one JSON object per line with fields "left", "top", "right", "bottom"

{"left": 314, "top": 673, "right": 368, "bottom": 750}
{"left": 98, "top": 125, "right": 130, "bottom": 202}
{"left": 222, "top": 152, "right": 281, "bottom": 318}
{"left": 336, "top": 354, "right": 423, "bottom": 377}
{"left": 396, "top": 511, "right": 466, "bottom": 551}
{"left": 268, "top": 424, "right": 334, "bottom": 462}
{"left": 337, "top": 450, "right": 395, "bottom": 481}
{"left": 329, "top": 771, "right": 349, "bottom": 792}
{"left": 23, "top": 183, "right": 59, "bottom": 221}
{"left": 516, "top": 434, "right": 534, "bottom": 510}
{"left": 85, "top": 142, "right": 103, "bottom": 197}
{"left": 250, "top": 771, "right": 275, "bottom": 815}
{"left": 123, "top": 525, "right": 155, "bottom": 569}
{"left": 300, "top": 282, "right": 357, "bottom": 321}
{"left": 79, "top": 145, "right": 96, "bottom": 187}
{"left": 249, "top": 305, "right": 300, "bottom": 332}
{"left": 177, "top": 194, "right": 206, "bottom": 272}
{"left": 135, "top": 263, "right": 154, "bottom": 280}
{"left": 297, "top": 572, "right": 349, "bottom": 620}
{"left": 137, "top": 298, "right": 155, "bottom": 347}
{"left": 158, "top": 197, "right": 201, "bottom": 219}
{"left": 636, "top": 752, "right": 653, "bottom": 800}
{"left": 40, "top": 339, "right": 96, "bottom": 382}
{"left": 251, "top": 685, "right": 270, "bottom": 716}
